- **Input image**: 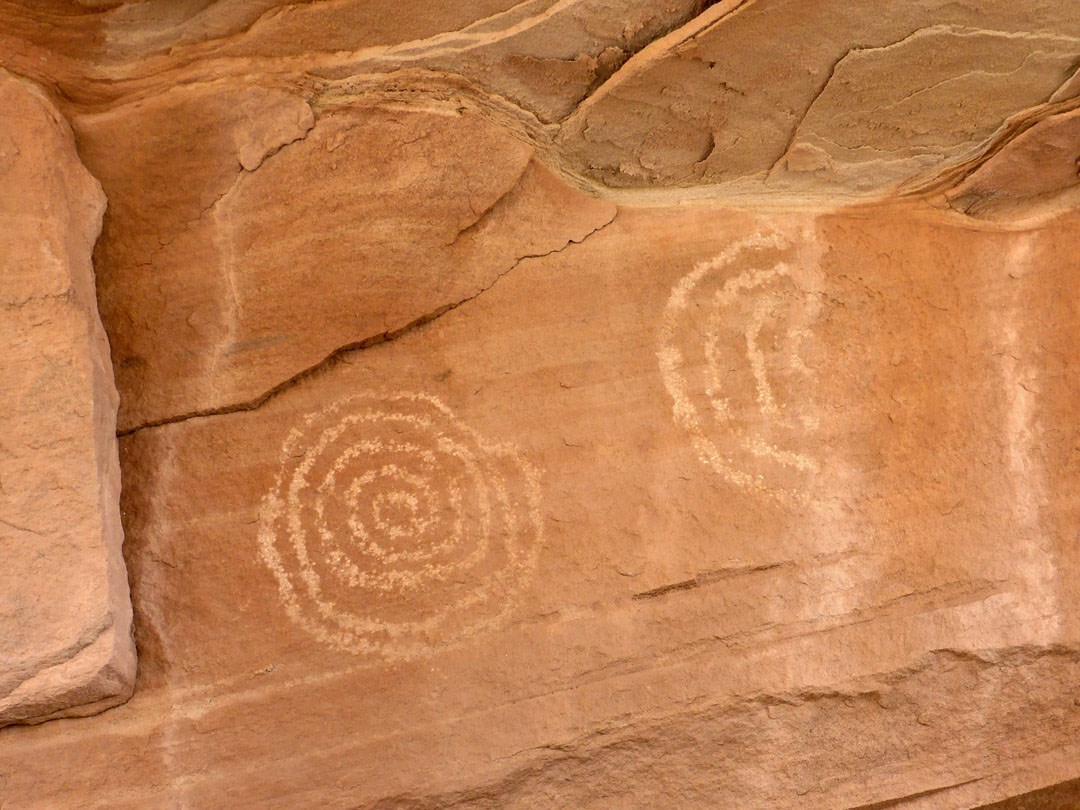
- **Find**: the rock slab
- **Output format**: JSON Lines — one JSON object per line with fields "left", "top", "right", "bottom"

{"left": 0, "top": 70, "right": 135, "bottom": 726}
{"left": 0, "top": 1, "right": 1079, "bottom": 807}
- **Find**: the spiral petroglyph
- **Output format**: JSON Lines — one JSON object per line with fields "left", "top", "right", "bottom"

{"left": 659, "top": 233, "right": 825, "bottom": 501}
{"left": 257, "top": 393, "right": 543, "bottom": 658}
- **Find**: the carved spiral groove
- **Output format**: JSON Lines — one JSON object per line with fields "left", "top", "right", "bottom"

{"left": 258, "top": 393, "right": 543, "bottom": 658}
{"left": 658, "top": 233, "right": 823, "bottom": 501}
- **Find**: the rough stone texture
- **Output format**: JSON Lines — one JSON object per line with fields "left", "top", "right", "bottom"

{"left": 74, "top": 89, "right": 614, "bottom": 431}
{"left": 1, "top": 1, "right": 1080, "bottom": 808}
{"left": 5, "top": 197, "right": 1080, "bottom": 808}
{"left": 6, "top": 0, "right": 1080, "bottom": 202}
{"left": 943, "top": 106, "right": 1080, "bottom": 222}
{"left": 0, "top": 69, "right": 135, "bottom": 727}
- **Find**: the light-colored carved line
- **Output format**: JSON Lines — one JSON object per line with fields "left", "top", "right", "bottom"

{"left": 659, "top": 233, "right": 820, "bottom": 498}
{"left": 257, "top": 392, "right": 543, "bottom": 659}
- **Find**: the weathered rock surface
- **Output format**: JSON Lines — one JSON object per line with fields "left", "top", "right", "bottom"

{"left": 0, "top": 69, "right": 135, "bottom": 727}
{"left": 75, "top": 89, "right": 614, "bottom": 431}
{"left": 4, "top": 196, "right": 1080, "bottom": 808}
{"left": 5, "top": 0, "right": 1080, "bottom": 203}
{"left": 1, "top": 1, "right": 1080, "bottom": 808}
{"left": 943, "top": 105, "right": 1080, "bottom": 222}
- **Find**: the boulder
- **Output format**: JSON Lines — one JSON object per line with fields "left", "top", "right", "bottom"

{"left": 0, "top": 70, "right": 135, "bottom": 727}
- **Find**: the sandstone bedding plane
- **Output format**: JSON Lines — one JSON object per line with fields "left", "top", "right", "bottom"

{"left": 1, "top": 2, "right": 1080, "bottom": 808}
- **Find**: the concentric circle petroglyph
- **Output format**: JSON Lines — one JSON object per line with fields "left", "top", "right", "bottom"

{"left": 257, "top": 393, "right": 543, "bottom": 658}
{"left": 659, "top": 233, "right": 824, "bottom": 501}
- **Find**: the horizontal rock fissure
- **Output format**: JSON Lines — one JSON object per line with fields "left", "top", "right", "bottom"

{"left": 631, "top": 560, "right": 792, "bottom": 601}
{"left": 117, "top": 213, "right": 615, "bottom": 437}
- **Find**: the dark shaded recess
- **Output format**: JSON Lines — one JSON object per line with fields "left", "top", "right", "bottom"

{"left": 976, "top": 778, "right": 1080, "bottom": 810}
{"left": 839, "top": 777, "right": 1080, "bottom": 809}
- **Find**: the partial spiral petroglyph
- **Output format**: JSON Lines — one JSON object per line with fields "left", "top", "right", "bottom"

{"left": 257, "top": 393, "right": 543, "bottom": 658}
{"left": 659, "top": 233, "right": 825, "bottom": 501}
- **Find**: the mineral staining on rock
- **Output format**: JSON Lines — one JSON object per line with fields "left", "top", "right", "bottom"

{"left": 1, "top": 1, "right": 1080, "bottom": 808}
{"left": 0, "top": 69, "right": 135, "bottom": 727}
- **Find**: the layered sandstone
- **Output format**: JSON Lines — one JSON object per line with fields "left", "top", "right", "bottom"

{"left": 1, "top": 1, "right": 1079, "bottom": 808}
{"left": 0, "top": 69, "right": 134, "bottom": 726}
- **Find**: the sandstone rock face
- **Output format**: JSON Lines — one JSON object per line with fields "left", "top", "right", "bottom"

{"left": 74, "top": 90, "right": 614, "bottom": 431}
{"left": 0, "top": 70, "right": 135, "bottom": 727}
{"left": 2, "top": 1, "right": 1080, "bottom": 809}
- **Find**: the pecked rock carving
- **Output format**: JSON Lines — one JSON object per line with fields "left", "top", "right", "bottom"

{"left": 257, "top": 393, "right": 543, "bottom": 659}
{"left": 658, "top": 232, "right": 825, "bottom": 503}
